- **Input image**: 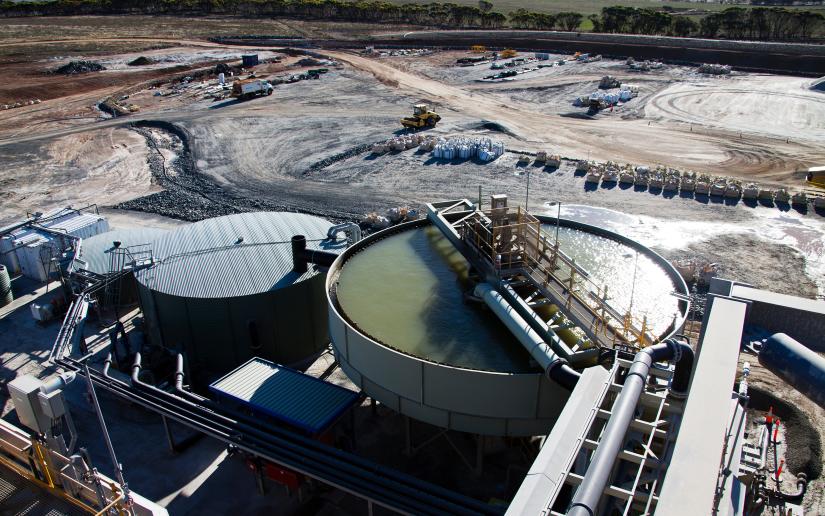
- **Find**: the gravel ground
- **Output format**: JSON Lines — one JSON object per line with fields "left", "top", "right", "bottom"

{"left": 740, "top": 359, "right": 825, "bottom": 514}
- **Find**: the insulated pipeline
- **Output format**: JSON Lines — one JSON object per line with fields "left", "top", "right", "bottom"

{"left": 759, "top": 333, "right": 825, "bottom": 409}
{"left": 568, "top": 338, "right": 694, "bottom": 516}
{"left": 475, "top": 282, "right": 580, "bottom": 389}
{"left": 81, "top": 354, "right": 500, "bottom": 515}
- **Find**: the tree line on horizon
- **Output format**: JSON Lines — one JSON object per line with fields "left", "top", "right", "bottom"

{"left": 1, "top": 0, "right": 823, "bottom": 41}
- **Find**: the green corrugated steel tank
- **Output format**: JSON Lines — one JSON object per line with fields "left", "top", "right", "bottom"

{"left": 135, "top": 212, "right": 344, "bottom": 386}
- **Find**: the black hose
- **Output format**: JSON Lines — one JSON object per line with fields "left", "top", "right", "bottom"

{"left": 782, "top": 474, "right": 808, "bottom": 504}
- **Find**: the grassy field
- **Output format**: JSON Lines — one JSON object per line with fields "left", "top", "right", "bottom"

{"left": 388, "top": 0, "right": 825, "bottom": 15}
{"left": 0, "top": 16, "right": 420, "bottom": 45}
{"left": 0, "top": 2, "right": 822, "bottom": 49}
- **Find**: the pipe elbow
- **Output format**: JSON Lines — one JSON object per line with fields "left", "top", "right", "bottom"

{"left": 640, "top": 338, "right": 694, "bottom": 396}
{"left": 784, "top": 473, "right": 808, "bottom": 503}
{"left": 102, "top": 353, "right": 113, "bottom": 377}
{"left": 131, "top": 352, "right": 142, "bottom": 384}
{"left": 667, "top": 339, "right": 694, "bottom": 396}
{"left": 547, "top": 360, "right": 580, "bottom": 390}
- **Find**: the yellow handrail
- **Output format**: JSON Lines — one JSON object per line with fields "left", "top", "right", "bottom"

{"left": 460, "top": 211, "right": 658, "bottom": 348}
{"left": 32, "top": 441, "right": 55, "bottom": 488}
{"left": 93, "top": 491, "right": 125, "bottom": 516}
{"left": 0, "top": 452, "right": 98, "bottom": 514}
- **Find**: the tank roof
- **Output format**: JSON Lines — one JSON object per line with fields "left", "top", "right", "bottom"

{"left": 136, "top": 212, "right": 343, "bottom": 299}
{"left": 72, "top": 227, "right": 168, "bottom": 275}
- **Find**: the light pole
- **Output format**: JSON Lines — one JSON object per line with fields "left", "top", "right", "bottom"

{"left": 525, "top": 167, "right": 531, "bottom": 211}
{"left": 84, "top": 362, "right": 133, "bottom": 513}
{"left": 547, "top": 201, "right": 562, "bottom": 245}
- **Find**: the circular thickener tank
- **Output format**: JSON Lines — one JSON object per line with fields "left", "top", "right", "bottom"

{"left": 136, "top": 212, "right": 344, "bottom": 384}
{"left": 327, "top": 217, "right": 688, "bottom": 437}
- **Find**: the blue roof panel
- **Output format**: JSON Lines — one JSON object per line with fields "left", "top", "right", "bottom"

{"left": 209, "top": 358, "right": 360, "bottom": 435}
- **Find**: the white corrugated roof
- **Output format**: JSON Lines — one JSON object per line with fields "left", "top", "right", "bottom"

{"left": 46, "top": 213, "right": 103, "bottom": 233}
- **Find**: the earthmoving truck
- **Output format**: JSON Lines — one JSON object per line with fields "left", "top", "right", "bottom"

{"left": 232, "top": 79, "right": 273, "bottom": 100}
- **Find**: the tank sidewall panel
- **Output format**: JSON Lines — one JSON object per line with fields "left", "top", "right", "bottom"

{"left": 346, "top": 319, "right": 424, "bottom": 403}
{"left": 361, "top": 376, "right": 402, "bottom": 412}
{"left": 309, "top": 274, "right": 330, "bottom": 350}
{"left": 137, "top": 283, "right": 163, "bottom": 349}
{"left": 152, "top": 290, "right": 192, "bottom": 356}
{"left": 144, "top": 280, "right": 327, "bottom": 379}
{"left": 399, "top": 398, "right": 450, "bottom": 428}
{"left": 185, "top": 296, "right": 236, "bottom": 373}
{"left": 423, "top": 362, "right": 542, "bottom": 418}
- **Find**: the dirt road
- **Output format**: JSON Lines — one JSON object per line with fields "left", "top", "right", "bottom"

{"left": 325, "top": 50, "right": 824, "bottom": 178}
{"left": 1, "top": 38, "right": 821, "bottom": 180}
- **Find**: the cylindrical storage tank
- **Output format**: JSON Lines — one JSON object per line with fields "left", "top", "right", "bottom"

{"left": 136, "top": 212, "right": 344, "bottom": 386}
{"left": 0, "top": 231, "right": 24, "bottom": 273}
{"left": 327, "top": 217, "right": 688, "bottom": 437}
{"left": 0, "top": 264, "right": 12, "bottom": 306}
{"left": 328, "top": 220, "right": 562, "bottom": 437}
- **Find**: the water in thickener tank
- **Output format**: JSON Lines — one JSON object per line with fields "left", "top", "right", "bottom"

{"left": 336, "top": 226, "right": 535, "bottom": 372}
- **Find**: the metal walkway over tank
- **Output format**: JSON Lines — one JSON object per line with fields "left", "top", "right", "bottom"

{"left": 426, "top": 197, "right": 659, "bottom": 352}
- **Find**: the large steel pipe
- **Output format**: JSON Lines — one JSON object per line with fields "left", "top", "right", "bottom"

{"left": 291, "top": 234, "right": 338, "bottom": 273}
{"left": 568, "top": 338, "right": 693, "bottom": 516}
{"left": 123, "top": 353, "right": 498, "bottom": 515}
{"left": 475, "top": 283, "right": 580, "bottom": 389}
{"left": 759, "top": 332, "right": 825, "bottom": 409}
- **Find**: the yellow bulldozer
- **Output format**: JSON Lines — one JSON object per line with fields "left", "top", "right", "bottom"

{"left": 401, "top": 103, "right": 441, "bottom": 130}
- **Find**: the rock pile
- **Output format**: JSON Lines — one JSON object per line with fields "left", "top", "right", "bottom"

{"left": 128, "top": 56, "right": 153, "bottom": 66}
{"left": 54, "top": 61, "right": 105, "bottom": 74}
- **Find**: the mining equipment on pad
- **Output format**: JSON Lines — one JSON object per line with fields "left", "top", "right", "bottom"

{"left": 401, "top": 103, "right": 441, "bottom": 130}
{"left": 232, "top": 78, "right": 273, "bottom": 100}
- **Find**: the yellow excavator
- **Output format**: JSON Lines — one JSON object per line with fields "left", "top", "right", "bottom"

{"left": 401, "top": 104, "right": 441, "bottom": 130}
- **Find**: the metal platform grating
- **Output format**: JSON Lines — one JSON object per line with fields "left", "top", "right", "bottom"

{"left": 545, "top": 358, "right": 685, "bottom": 515}
{"left": 0, "top": 464, "right": 87, "bottom": 516}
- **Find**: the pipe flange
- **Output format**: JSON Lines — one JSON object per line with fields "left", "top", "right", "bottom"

{"left": 668, "top": 338, "right": 682, "bottom": 363}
